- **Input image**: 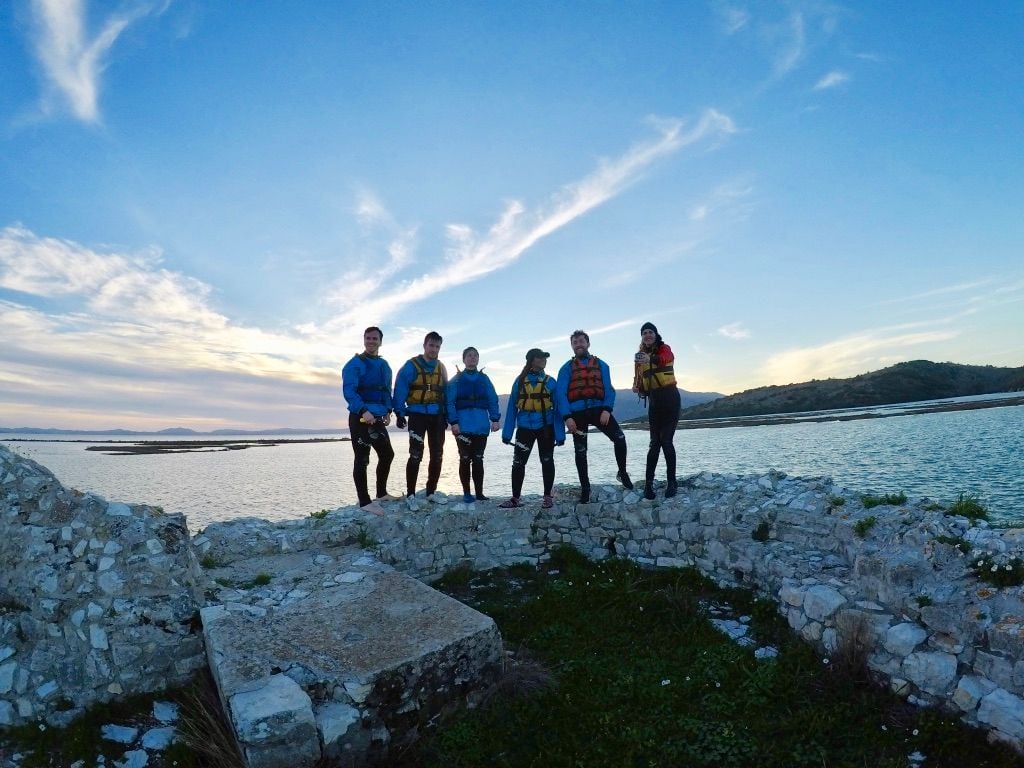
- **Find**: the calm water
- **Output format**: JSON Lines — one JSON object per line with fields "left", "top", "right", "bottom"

{"left": 3, "top": 401, "right": 1022, "bottom": 529}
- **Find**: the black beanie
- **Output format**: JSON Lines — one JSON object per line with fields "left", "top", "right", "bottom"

{"left": 641, "top": 321, "right": 658, "bottom": 335}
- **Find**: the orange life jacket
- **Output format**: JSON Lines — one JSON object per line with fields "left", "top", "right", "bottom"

{"left": 567, "top": 357, "right": 604, "bottom": 402}
{"left": 406, "top": 357, "right": 447, "bottom": 405}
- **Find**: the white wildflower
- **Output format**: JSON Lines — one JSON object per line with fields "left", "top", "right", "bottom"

{"left": 661, "top": 679, "right": 671, "bottom": 686}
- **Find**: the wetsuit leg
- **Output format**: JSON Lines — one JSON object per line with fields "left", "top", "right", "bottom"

{"left": 537, "top": 424, "right": 556, "bottom": 495}
{"left": 348, "top": 412, "right": 373, "bottom": 507}
{"left": 406, "top": 412, "right": 427, "bottom": 495}
{"left": 368, "top": 420, "right": 395, "bottom": 499}
{"left": 571, "top": 409, "right": 592, "bottom": 500}
{"left": 471, "top": 434, "right": 487, "bottom": 498}
{"left": 425, "top": 414, "right": 446, "bottom": 495}
{"left": 511, "top": 428, "right": 537, "bottom": 498}
{"left": 456, "top": 431, "right": 474, "bottom": 495}
{"left": 594, "top": 411, "right": 629, "bottom": 480}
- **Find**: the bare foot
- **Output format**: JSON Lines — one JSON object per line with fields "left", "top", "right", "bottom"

{"left": 360, "top": 501, "right": 386, "bottom": 516}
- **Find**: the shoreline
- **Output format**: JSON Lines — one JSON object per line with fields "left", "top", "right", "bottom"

{"left": 623, "top": 393, "right": 1024, "bottom": 430}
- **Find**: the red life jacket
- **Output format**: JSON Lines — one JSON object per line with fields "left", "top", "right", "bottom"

{"left": 567, "top": 357, "right": 604, "bottom": 402}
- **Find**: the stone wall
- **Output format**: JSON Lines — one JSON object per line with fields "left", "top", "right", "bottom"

{"left": 7, "top": 441, "right": 1024, "bottom": 748}
{"left": 0, "top": 446, "right": 207, "bottom": 727}
{"left": 198, "top": 474, "right": 1024, "bottom": 746}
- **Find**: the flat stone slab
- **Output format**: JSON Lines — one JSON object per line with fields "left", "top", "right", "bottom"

{"left": 201, "top": 548, "right": 502, "bottom": 767}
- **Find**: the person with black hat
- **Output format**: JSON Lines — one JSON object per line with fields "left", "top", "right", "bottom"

{"left": 555, "top": 330, "right": 633, "bottom": 503}
{"left": 633, "top": 321, "right": 680, "bottom": 499}
{"left": 498, "top": 348, "right": 565, "bottom": 509}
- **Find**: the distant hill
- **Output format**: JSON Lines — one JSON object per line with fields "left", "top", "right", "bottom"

{"left": 679, "top": 360, "right": 1024, "bottom": 420}
{"left": 497, "top": 387, "right": 722, "bottom": 424}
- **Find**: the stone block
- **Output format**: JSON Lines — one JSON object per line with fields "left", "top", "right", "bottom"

{"left": 902, "top": 652, "right": 957, "bottom": 695}
{"left": 953, "top": 675, "right": 997, "bottom": 712}
{"left": 230, "top": 674, "right": 319, "bottom": 768}
{"left": 978, "top": 688, "right": 1024, "bottom": 740}
{"left": 883, "top": 623, "right": 928, "bottom": 656}
{"left": 803, "top": 585, "right": 846, "bottom": 621}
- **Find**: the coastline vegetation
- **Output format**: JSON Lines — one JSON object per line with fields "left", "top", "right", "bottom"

{"left": 861, "top": 492, "right": 907, "bottom": 509}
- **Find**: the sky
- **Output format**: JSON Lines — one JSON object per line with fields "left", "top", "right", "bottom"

{"left": 0, "top": 1, "right": 1022, "bottom": 431}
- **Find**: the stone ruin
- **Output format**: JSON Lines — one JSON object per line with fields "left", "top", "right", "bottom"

{"left": 5, "top": 442, "right": 1024, "bottom": 763}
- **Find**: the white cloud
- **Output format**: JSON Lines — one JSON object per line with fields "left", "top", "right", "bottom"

{"left": 690, "top": 205, "right": 708, "bottom": 221}
{"left": 813, "top": 70, "right": 850, "bottom": 91}
{"left": 773, "top": 11, "right": 806, "bottom": 75}
{"left": 758, "top": 329, "right": 960, "bottom": 385}
{"left": 718, "top": 322, "right": 750, "bottom": 340}
{"left": 29, "top": 0, "right": 155, "bottom": 122}
{"left": 330, "top": 110, "right": 737, "bottom": 327}
{"left": 879, "top": 278, "right": 993, "bottom": 306}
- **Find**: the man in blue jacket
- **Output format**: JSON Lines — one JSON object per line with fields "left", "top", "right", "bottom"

{"left": 499, "top": 348, "right": 565, "bottom": 509}
{"left": 555, "top": 330, "right": 632, "bottom": 503}
{"left": 341, "top": 326, "right": 398, "bottom": 515}
{"left": 393, "top": 331, "right": 449, "bottom": 503}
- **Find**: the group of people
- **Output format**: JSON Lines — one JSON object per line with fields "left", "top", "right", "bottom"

{"left": 341, "top": 323, "right": 680, "bottom": 515}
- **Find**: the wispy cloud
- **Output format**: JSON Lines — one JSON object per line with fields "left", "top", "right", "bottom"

{"left": 29, "top": 0, "right": 156, "bottom": 122}
{"left": 878, "top": 279, "right": 994, "bottom": 306}
{"left": 758, "top": 328, "right": 960, "bottom": 385}
{"left": 717, "top": 4, "right": 751, "bottom": 34}
{"left": 717, "top": 322, "right": 750, "bottom": 340}
{"left": 813, "top": 70, "right": 850, "bottom": 90}
{"left": 329, "top": 110, "right": 737, "bottom": 327}
{"left": 772, "top": 11, "right": 806, "bottom": 75}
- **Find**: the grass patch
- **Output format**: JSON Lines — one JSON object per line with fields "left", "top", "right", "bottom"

{"left": 396, "top": 550, "right": 1023, "bottom": 768}
{"left": 356, "top": 523, "right": 379, "bottom": 549}
{"left": 309, "top": 508, "right": 330, "bottom": 520}
{"left": 947, "top": 493, "right": 988, "bottom": 521}
{"left": 0, "top": 686, "right": 200, "bottom": 768}
{"left": 199, "top": 553, "right": 222, "bottom": 569}
{"left": 853, "top": 516, "right": 877, "bottom": 538}
{"left": 861, "top": 492, "right": 907, "bottom": 509}
{"left": 752, "top": 521, "right": 771, "bottom": 542}
{"left": 827, "top": 494, "right": 846, "bottom": 507}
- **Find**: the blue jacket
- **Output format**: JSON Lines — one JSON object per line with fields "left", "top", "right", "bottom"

{"left": 394, "top": 356, "right": 448, "bottom": 417}
{"left": 342, "top": 354, "right": 393, "bottom": 418}
{"left": 446, "top": 370, "right": 500, "bottom": 435}
{"left": 503, "top": 371, "right": 565, "bottom": 443}
{"left": 555, "top": 355, "right": 616, "bottom": 416}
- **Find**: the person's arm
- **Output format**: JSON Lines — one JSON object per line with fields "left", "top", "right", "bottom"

{"left": 382, "top": 361, "right": 394, "bottom": 413}
{"left": 445, "top": 375, "right": 460, "bottom": 428}
{"left": 554, "top": 362, "right": 572, "bottom": 418}
{"left": 342, "top": 357, "right": 366, "bottom": 414}
{"left": 485, "top": 375, "right": 501, "bottom": 426}
{"left": 601, "top": 360, "right": 615, "bottom": 412}
{"left": 392, "top": 361, "right": 411, "bottom": 416}
{"left": 658, "top": 343, "right": 674, "bottom": 366}
{"left": 502, "top": 380, "right": 519, "bottom": 443}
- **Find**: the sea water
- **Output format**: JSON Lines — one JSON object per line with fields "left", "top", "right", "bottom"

{"left": 3, "top": 401, "right": 1021, "bottom": 529}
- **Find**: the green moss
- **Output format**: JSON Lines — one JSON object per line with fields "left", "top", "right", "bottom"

{"left": 309, "top": 508, "right": 329, "bottom": 520}
{"left": 861, "top": 492, "right": 907, "bottom": 509}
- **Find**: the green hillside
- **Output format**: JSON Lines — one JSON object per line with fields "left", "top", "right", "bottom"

{"left": 680, "top": 360, "right": 1024, "bottom": 420}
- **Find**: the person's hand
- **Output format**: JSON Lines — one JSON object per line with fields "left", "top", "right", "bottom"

{"left": 360, "top": 411, "right": 376, "bottom": 425}
{"left": 490, "top": 421, "right": 500, "bottom": 433}
{"left": 632, "top": 385, "right": 639, "bottom": 393}
{"left": 599, "top": 411, "right": 611, "bottom": 427}
{"left": 383, "top": 413, "right": 392, "bottom": 426}
{"left": 395, "top": 415, "right": 407, "bottom": 429}
{"left": 565, "top": 417, "right": 577, "bottom": 434}
{"left": 451, "top": 424, "right": 461, "bottom": 437}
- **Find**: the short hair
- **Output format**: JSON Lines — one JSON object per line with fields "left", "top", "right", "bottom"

{"left": 424, "top": 331, "right": 443, "bottom": 344}
{"left": 570, "top": 330, "right": 589, "bottom": 343}
{"left": 462, "top": 346, "right": 478, "bottom": 359}
{"left": 363, "top": 326, "right": 383, "bottom": 340}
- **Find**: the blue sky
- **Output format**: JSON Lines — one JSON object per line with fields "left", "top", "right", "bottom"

{"left": 1, "top": 1, "right": 1021, "bottom": 431}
